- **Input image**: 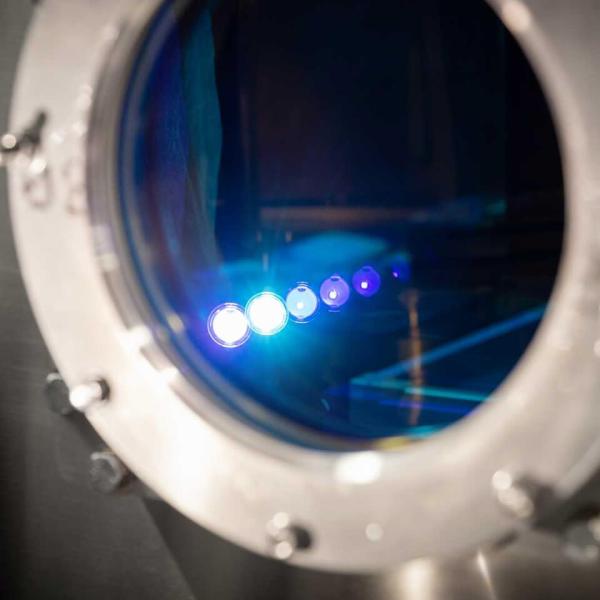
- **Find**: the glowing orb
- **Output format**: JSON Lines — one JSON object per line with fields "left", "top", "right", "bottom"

{"left": 352, "top": 266, "right": 381, "bottom": 297}
{"left": 320, "top": 275, "right": 351, "bottom": 309}
{"left": 246, "top": 292, "right": 289, "bottom": 335}
{"left": 286, "top": 284, "right": 319, "bottom": 322}
{"left": 208, "top": 303, "right": 250, "bottom": 348}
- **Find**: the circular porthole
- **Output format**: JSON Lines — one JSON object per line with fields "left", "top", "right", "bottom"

{"left": 8, "top": 0, "right": 600, "bottom": 572}
{"left": 114, "top": 0, "right": 563, "bottom": 445}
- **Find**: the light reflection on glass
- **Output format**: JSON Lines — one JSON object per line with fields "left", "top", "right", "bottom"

{"left": 352, "top": 266, "right": 382, "bottom": 297}
{"left": 208, "top": 303, "right": 250, "bottom": 348}
{"left": 320, "top": 275, "right": 351, "bottom": 310}
{"left": 286, "top": 284, "right": 319, "bottom": 322}
{"left": 246, "top": 292, "right": 289, "bottom": 335}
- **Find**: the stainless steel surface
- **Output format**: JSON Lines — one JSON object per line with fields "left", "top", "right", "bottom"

{"left": 0, "top": 5, "right": 195, "bottom": 599}
{"left": 3, "top": 0, "right": 600, "bottom": 597}
{"left": 8, "top": 0, "right": 600, "bottom": 572}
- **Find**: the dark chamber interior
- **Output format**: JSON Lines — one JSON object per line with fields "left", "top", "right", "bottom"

{"left": 119, "top": 0, "right": 564, "bottom": 443}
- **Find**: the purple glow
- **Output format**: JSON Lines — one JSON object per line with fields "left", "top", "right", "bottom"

{"left": 320, "top": 275, "right": 351, "bottom": 309}
{"left": 352, "top": 266, "right": 381, "bottom": 297}
{"left": 391, "top": 254, "right": 412, "bottom": 282}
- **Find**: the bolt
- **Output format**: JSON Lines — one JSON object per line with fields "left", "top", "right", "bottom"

{"left": 1, "top": 133, "right": 18, "bottom": 152}
{"left": 266, "top": 513, "right": 312, "bottom": 561}
{"left": 89, "top": 451, "right": 128, "bottom": 494}
{"left": 69, "top": 378, "right": 109, "bottom": 412}
{"left": 563, "top": 516, "right": 600, "bottom": 563}
{"left": 45, "top": 372, "right": 73, "bottom": 416}
{"left": 492, "top": 471, "right": 538, "bottom": 520}
{"left": 20, "top": 111, "right": 47, "bottom": 149}
{"left": 0, "top": 133, "right": 17, "bottom": 167}
{"left": 0, "top": 111, "right": 47, "bottom": 165}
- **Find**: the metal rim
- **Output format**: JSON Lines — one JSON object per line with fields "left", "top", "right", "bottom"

{"left": 8, "top": 0, "right": 600, "bottom": 572}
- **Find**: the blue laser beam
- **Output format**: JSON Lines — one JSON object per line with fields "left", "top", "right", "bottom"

{"left": 361, "top": 379, "right": 488, "bottom": 403}
{"left": 353, "top": 305, "right": 546, "bottom": 384}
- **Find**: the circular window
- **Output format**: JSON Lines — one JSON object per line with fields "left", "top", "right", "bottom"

{"left": 118, "top": 0, "right": 563, "bottom": 444}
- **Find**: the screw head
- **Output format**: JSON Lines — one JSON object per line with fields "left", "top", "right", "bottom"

{"left": 89, "top": 451, "right": 128, "bottom": 494}
{"left": 563, "top": 516, "right": 600, "bottom": 563}
{"left": 1, "top": 132, "right": 18, "bottom": 152}
{"left": 266, "top": 513, "right": 312, "bottom": 561}
{"left": 492, "top": 471, "right": 537, "bottom": 519}
{"left": 70, "top": 378, "right": 109, "bottom": 412}
{"left": 45, "top": 372, "right": 73, "bottom": 416}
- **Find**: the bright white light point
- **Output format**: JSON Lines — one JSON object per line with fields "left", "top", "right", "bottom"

{"left": 329, "top": 290, "right": 338, "bottom": 300}
{"left": 274, "top": 540, "right": 294, "bottom": 561}
{"left": 399, "top": 559, "right": 437, "bottom": 596}
{"left": 335, "top": 452, "right": 382, "bottom": 485}
{"left": 209, "top": 304, "right": 250, "bottom": 347}
{"left": 360, "top": 281, "right": 368, "bottom": 290}
{"left": 271, "top": 512, "right": 291, "bottom": 530}
{"left": 246, "top": 292, "right": 288, "bottom": 336}
{"left": 297, "top": 301, "right": 305, "bottom": 310}
{"left": 491, "top": 470, "right": 513, "bottom": 492}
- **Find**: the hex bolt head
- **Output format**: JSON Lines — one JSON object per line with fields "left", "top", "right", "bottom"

{"left": 69, "top": 378, "right": 110, "bottom": 412}
{"left": 45, "top": 372, "right": 73, "bottom": 416}
{"left": 266, "top": 513, "right": 312, "bottom": 561}
{"left": 492, "top": 471, "right": 538, "bottom": 520}
{"left": 89, "top": 451, "right": 128, "bottom": 494}
{"left": 563, "top": 516, "right": 600, "bottom": 563}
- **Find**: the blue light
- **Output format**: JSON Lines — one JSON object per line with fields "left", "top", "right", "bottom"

{"left": 286, "top": 284, "right": 319, "bottom": 322}
{"left": 208, "top": 303, "right": 250, "bottom": 348}
{"left": 352, "top": 266, "right": 381, "bottom": 297}
{"left": 390, "top": 252, "right": 412, "bottom": 282}
{"left": 320, "top": 275, "right": 351, "bottom": 309}
{"left": 246, "top": 292, "right": 289, "bottom": 335}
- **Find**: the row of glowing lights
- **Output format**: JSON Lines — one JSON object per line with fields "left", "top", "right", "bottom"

{"left": 208, "top": 265, "right": 382, "bottom": 348}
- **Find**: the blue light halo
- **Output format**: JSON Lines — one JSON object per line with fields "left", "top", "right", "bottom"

{"left": 320, "top": 274, "right": 351, "bottom": 309}
{"left": 286, "top": 283, "right": 319, "bottom": 322}
{"left": 207, "top": 302, "right": 251, "bottom": 348}
{"left": 246, "top": 291, "right": 289, "bottom": 335}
